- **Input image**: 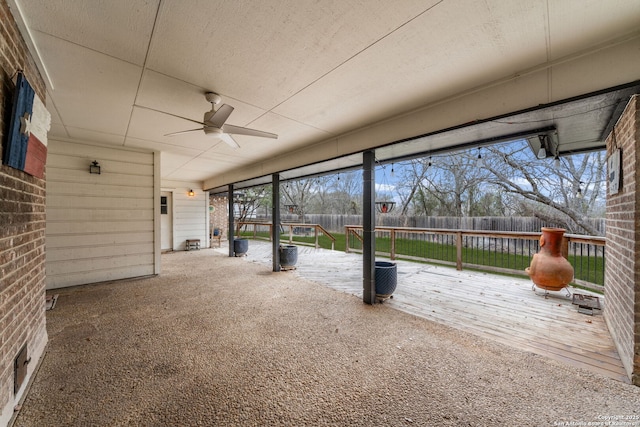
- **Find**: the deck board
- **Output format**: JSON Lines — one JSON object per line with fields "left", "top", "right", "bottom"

{"left": 220, "top": 242, "right": 629, "bottom": 384}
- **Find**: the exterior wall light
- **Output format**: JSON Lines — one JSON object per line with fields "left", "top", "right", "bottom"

{"left": 188, "top": 189, "right": 195, "bottom": 197}
{"left": 89, "top": 160, "right": 101, "bottom": 174}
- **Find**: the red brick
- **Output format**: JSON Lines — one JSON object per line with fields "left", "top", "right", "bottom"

{"left": 0, "top": 0, "right": 48, "bottom": 414}
{"left": 605, "top": 95, "right": 640, "bottom": 384}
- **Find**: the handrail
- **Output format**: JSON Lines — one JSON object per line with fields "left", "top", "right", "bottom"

{"left": 345, "top": 225, "right": 605, "bottom": 292}
{"left": 236, "top": 221, "right": 336, "bottom": 250}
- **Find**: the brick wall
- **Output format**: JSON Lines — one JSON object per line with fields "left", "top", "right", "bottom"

{"left": 605, "top": 95, "right": 639, "bottom": 386}
{"left": 0, "top": 0, "right": 49, "bottom": 424}
{"left": 209, "top": 195, "right": 229, "bottom": 241}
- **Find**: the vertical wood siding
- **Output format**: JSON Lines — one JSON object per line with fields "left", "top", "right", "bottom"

{"left": 45, "top": 140, "right": 155, "bottom": 289}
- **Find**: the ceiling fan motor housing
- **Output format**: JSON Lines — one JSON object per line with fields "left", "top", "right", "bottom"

{"left": 205, "top": 92, "right": 222, "bottom": 105}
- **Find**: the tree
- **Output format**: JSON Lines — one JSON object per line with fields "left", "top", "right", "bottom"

{"left": 391, "top": 139, "right": 605, "bottom": 235}
{"left": 307, "top": 176, "right": 334, "bottom": 213}
{"left": 483, "top": 141, "right": 605, "bottom": 234}
{"left": 327, "top": 171, "right": 361, "bottom": 214}
{"left": 281, "top": 179, "right": 315, "bottom": 221}
{"left": 396, "top": 152, "right": 493, "bottom": 217}
{"left": 233, "top": 186, "right": 270, "bottom": 232}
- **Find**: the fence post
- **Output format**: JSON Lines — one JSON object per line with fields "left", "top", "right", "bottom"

{"left": 345, "top": 227, "right": 350, "bottom": 253}
{"left": 390, "top": 229, "right": 396, "bottom": 260}
{"left": 315, "top": 226, "right": 319, "bottom": 248}
{"left": 456, "top": 231, "right": 463, "bottom": 271}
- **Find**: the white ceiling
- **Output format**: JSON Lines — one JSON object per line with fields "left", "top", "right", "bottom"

{"left": 8, "top": 0, "right": 640, "bottom": 188}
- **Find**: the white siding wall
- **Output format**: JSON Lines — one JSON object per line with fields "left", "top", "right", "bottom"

{"left": 46, "top": 139, "right": 157, "bottom": 289}
{"left": 162, "top": 180, "right": 209, "bottom": 251}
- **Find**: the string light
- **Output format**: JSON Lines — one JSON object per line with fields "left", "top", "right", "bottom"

{"left": 476, "top": 147, "right": 484, "bottom": 168}
{"left": 577, "top": 181, "right": 584, "bottom": 199}
{"left": 537, "top": 134, "right": 548, "bottom": 159}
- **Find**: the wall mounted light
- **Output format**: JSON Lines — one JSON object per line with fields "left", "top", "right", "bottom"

{"left": 188, "top": 189, "right": 195, "bottom": 197}
{"left": 89, "top": 160, "right": 101, "bottom": 174}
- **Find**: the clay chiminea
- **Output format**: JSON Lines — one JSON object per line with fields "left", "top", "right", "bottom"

{"left": 525, "top": 227, "right": 574, "bottom": 291}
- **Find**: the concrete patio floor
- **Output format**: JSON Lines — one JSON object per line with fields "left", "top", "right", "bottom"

{"left": 13, "top": 247, "right": 640, "bottom": 426}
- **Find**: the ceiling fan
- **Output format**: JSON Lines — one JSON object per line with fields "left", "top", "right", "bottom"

{"left": 139, "top": 92, "right": 277, "bottom": 149}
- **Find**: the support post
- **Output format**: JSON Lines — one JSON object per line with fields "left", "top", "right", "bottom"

{"left": 228, "top": 184, "right": 234, "bottom": 257}
{"left": 363, "top": 150, "right": 376, "bottom": 304}
{"left": 272, "top": 173, "right": 281, "bottom": 272}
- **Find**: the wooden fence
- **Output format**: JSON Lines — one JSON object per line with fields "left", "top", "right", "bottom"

{"left": 270, "top": 214, "right": 606, "bottom": 236}
{"left": 236, "top": 222, "right": 336, "bottom": 250}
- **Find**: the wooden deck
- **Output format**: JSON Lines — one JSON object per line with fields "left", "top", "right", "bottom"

{"left": 219, "top": 241, "right": 629, "bottom": 384}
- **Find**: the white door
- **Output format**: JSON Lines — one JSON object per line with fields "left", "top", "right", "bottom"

{"left": 161, "top": 191, "right": 173, "bottom": 251}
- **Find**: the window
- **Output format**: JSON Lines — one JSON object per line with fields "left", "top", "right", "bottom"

{"left": 161, "top": 196, "right": 168, "bottom": 215}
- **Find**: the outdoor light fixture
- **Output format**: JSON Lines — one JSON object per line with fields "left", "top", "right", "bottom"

{"left": 89, "top": 160, "right": 101, "bottom": 174}
{"left": 188, "top": 189, "right": 195, "bottom": 197}
{"left": 476, "top": 148, "right": 484, "bottom": 168}
{"left": 537, "top": 135, "right": 548, "bottom": 159}
{"left": 576, "top": 181, "right": 584, "bottom": 199}
{"left": 537, "top": 147, "right": 547, "bottom": 159}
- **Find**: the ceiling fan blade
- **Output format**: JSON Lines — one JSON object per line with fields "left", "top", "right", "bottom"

{"left": 222, "top": 124, "right": 278, "bottom": 139}
{"left": 135, "top": 104, "right": 204, "bottom": 126}
{"left": 165, "top": 128, "right": 204, "bottom": 137}
{"left": 207, "top": 104, "right": 234, "bottom": 127}
{"left": 219, "top": 133, "right": 240, "bottom": 149}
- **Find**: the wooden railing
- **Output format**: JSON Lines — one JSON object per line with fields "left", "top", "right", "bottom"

{"left": 236, "top": 222, "right": 336, "bottom": 250}
{"left": 345, "top": 225, "right": 605, "bottom": 292}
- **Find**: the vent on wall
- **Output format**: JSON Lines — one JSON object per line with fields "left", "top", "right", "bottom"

{"left": 14, "top": 344, "right": 30, "bottom": 395}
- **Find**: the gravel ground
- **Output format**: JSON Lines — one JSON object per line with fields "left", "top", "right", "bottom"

{"left": 13, "top": 249, "right": 640, "bottom": 427}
